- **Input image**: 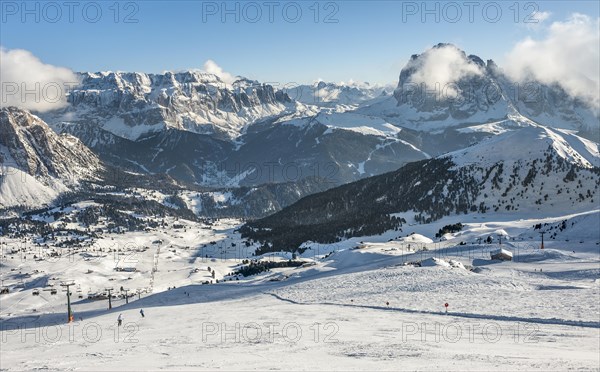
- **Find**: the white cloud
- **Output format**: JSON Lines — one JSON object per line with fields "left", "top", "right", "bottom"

{"left": 526, "top": 11, "right": 551, "bottom": 28}
{"left": 202, "top": 60, "right": 237, "bottom": 85}
{"left": 505, "top": 14, "right": 600, "bottom": 109}
{"left": 0, "top": 47, "right": 80, "bottom": 112}
{"left": 406, "top": 44, "right": 484, "bottom": 97}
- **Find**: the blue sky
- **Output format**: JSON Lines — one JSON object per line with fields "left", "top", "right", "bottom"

{"left": 1, "top": 1, "right": 599, "bottom": 84}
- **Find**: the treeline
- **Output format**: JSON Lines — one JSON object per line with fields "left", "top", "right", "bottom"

{"left": 435, "top": 223, "right": 463, "bottom": 238}
{"left": 233, "top": 259, "right": 304, "bottom": 277}
{"left": 240, "top": 158, "right": 481, "bottom": 252}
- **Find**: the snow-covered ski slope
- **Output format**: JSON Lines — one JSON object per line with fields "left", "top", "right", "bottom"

{"left": 1, "top": 209, "right": 599, "bottom": 370}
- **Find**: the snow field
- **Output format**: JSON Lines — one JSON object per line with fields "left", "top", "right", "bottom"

{"left": 1, "top": 209, "right": 599, "bottom": 370}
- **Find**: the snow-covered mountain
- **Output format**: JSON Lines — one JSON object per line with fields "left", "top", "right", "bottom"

{"left": 0, "top": 108, "right": 340, "bottom": 216}
{"left": 26, "top": 44, "right": 600, "bottom": 191}
{"left": 285, "top": 81, "right": 389, "bottom": 110}
{"left": 358, "top": 44, "right": 598, "bottom": 139}
{"left": 42, "top": 71, "right": 296, "bottom": 141}
{"left": 242, "top": 123, "right": 600, "bottom": 250}
{"left": 0, "top": 107, "right": 105, "bottom": 208}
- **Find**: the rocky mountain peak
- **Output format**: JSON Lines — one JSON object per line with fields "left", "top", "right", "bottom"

{"left": 387, "top": 43, "right": 598, "bottom": 137}
{"left": 1, "top": 107, "right": 103, "bottom": 180}
{"left": 41, "top": 70, "right": 295, "bottom": 141}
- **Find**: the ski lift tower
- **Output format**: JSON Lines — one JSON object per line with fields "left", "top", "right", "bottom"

{"left": 540, "top": 232, "right": 545, "bottom": 250}
{"left": 60, "top": 281, "right": 75, "bottom": 323}
{"left": 105, "top": 288, "right": 114, "bottom": 309}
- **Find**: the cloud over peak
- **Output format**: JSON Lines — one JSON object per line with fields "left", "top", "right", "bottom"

{"left": 202, "top": 60, "right": 237, "bottom": 85}
{"left": 505, "top": 13, "right": 600, "bottom": 109}
{"left": 403, "top": 44, "right": 485, "bottom": 96}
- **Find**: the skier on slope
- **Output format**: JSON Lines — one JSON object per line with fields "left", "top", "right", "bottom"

{"left": 117, "top": 313, "right": 123, "bottom": 326}
{"left": 140, "top": 309, "right": 145, "bottom": 318}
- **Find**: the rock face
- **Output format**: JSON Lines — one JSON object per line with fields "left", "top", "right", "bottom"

{"left": 383, "top": 43, "right": 597, "bottom": 137}
{"left": 44, "top": 71, "right": 293, "bottom": 141}
{"left": 0, "top": 107, "right": 103, "bottom": 181}
{"left": 0, "top": 107, "right": 106, "bottom": 208}
{"left": 393, "top": 44, "right": 507, "bottom": 123}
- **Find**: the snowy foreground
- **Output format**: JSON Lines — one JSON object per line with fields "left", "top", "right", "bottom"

{"left": 1, "top": 212, "right": 599, "bottom": 371}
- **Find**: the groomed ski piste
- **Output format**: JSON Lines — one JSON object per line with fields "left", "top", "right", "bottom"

{"left": 1, "top": 209, "right": 599, "bottom": 371}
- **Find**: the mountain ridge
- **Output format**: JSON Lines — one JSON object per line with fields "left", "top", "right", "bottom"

{"left": 241, "top": 123, "right": 599, "bottom": 252}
